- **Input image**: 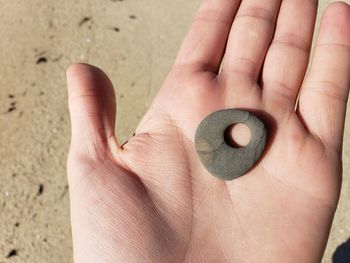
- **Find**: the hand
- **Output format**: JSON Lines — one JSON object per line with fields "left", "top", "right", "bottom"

{"left": 66, "top": 1, "right": 350, "bottom": 262}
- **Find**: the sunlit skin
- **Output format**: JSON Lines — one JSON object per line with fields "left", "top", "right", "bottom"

{"left": 66, "top": 1, "right": 350, "bottom": 262}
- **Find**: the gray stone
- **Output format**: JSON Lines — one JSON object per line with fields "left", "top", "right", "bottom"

{"left": 195, "top": 109, "right": 267, "bottom": 181}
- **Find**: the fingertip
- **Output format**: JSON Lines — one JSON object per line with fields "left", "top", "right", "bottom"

{"left": 325, "top": 1, "right": 350, "bottom": 13}
{"left": 67, "top": 63, "right": 91, "bottom": 80}
{"left": 322, "top": 1, "right": 350, "bottom": 32}
{"left": 66, "top": 62, "right": 116, "bottom": 117}
{"left": 67, "top": 62, "right": 104, "bottom": 74}
{"left": 67, "top": 63, "right": 92, "bottom": 91}
{"left": 67, "top": 63, "right": 106, "bottom": 86}
{"left": 66, "top": 63, "right": 115, "bottom": 99}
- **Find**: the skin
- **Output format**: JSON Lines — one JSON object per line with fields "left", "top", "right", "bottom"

{"left": 66, "top": 1, "right": 350, "bottom": 262}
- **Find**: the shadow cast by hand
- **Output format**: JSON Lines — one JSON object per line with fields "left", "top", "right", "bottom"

{"left": 333, "top": 238, "right": 350, "bottom": 263}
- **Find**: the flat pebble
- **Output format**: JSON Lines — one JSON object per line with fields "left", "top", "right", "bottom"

{"left": 195, "top": 109, "right": 267, "bottom": 181}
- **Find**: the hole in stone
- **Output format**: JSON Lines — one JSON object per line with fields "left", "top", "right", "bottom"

{"left": 224, "top": 123, "right": 251, "bottom": 148}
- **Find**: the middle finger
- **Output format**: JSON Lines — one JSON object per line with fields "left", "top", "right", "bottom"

{"left": 222, "top": 0, "right": 281, "bottom": 85}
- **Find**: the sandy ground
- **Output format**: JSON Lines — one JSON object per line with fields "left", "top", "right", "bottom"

{"left": 0, "top": 0, "right": 349, "bottom": 262}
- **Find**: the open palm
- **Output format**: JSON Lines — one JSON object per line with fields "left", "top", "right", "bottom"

{"left": 67, "top": 1, "right": 350, "bottom": 262}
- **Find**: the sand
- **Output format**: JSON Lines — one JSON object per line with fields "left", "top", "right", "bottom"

{"left": 0, "top": 0, "right": 349, "bottom": 262}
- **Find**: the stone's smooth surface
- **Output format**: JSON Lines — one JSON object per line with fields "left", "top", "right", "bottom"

{"left": 195, "top": 109, "right": 267, "bottom": 181}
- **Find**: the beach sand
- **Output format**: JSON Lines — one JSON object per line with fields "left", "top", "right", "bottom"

{"left": 0, "top": 0, "right": 349, "bottom": 262}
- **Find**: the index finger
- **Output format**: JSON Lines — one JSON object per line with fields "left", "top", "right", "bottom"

{"left": 299, "top": 2, "right": 350, "bottom": 150}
